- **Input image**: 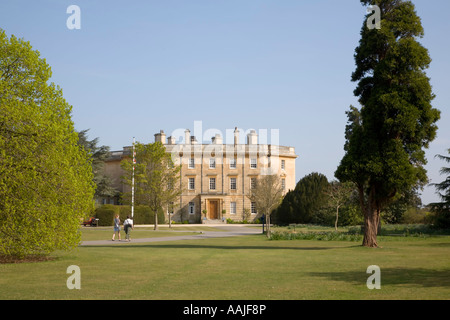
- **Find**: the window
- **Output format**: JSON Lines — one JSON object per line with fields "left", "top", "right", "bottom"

{"left": 250, "top": 158, "right": 257, "bottom": 169}
{"left": 281, "top": 160, "right": 285, "bottom": 170}
{"left": 188, "top": 178, "right": 195, "bottom": 190}
{"left": 188, "top": 157, "right": 195, "bottom": 169}
{"left": 209, "top": 177, "right": 216, "bottom": 190}
{"left": 229, "top": 157, "right": 237, "bottom": 169}
{"left": 230, "top": 177, "right": 237, "bottom": 190}
{"left": 251, "top": 202, "right": 257, "bottom": 214}
{"left": 189, "top": 202, "right": 195, "bottom": 215}
{"left": 209, "top": 158, "right": 216, "bottom": 169}
{"left": 282, "top": 178, "right": 286, "bottom": 190}
{"left": 250, "top": 178, "right": 257, "bottom": 189}
{"left": 230, "top": 202, "right": 237, "bottom": 214}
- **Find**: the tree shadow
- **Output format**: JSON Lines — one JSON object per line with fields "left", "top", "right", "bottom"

{"left": 83, "top": 243, "right": 345, "bottom": 251}
{"left": 308, "top": 267, "right": 450, "bottom": 288}
{"left": 415, "top": 242, "right": 450, "bottom": 248}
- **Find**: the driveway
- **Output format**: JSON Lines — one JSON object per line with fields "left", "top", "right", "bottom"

{"left": 80, "top": 225, "right": 264, "bottom": 246}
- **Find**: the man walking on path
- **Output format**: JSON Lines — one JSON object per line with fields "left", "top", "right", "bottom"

{"left": 124, "top": 216, "right": 134, "bottom": 241}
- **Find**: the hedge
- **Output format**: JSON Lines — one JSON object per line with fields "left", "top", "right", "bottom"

{"left": 94, "top": 204, "right": 166, "bottom": 226}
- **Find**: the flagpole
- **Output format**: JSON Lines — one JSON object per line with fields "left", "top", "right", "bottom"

{"left": 131, "top": 137, "right": 135, "bottom": 219}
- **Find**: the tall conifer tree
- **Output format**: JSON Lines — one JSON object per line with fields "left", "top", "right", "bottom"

{"left": 335, "top": 1, "right": 440, "bottom": 247}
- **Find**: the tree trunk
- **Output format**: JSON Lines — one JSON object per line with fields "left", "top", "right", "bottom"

{"left": 335, "top": 206, "right": 339, "bottom": 231}
{"left": 358, "top": 185, "right": 380, "bottom": 248}
{"left": 362, "top": 197, "right": 381, "bottom": 248}
{"left": 154, "top": 211, "right": 158, "bottom": 230}
{"left": 266, "top": 214, "right": 271, "bottom": 238}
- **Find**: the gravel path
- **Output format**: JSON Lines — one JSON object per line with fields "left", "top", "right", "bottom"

{"left": 80, "top": 225, "right": 263, "bottom": 246}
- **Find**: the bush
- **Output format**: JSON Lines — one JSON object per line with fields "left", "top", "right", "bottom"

{"left": 269, "top": 231, "right": 362, "bottom": 242}
{"left": 401, "top": 208, "right": 428, "bottom": 224}
{"left": 429, "top": 206, "right": 450, "bottom": 229}
{"left": 95, "top": 205, "right": 119, "bottom": 226}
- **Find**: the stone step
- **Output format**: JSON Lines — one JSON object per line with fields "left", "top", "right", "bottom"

{"left": 202, "top": 219, "right": 226, "bottom": 224}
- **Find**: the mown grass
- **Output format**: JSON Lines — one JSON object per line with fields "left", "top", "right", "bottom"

{"left": 0, "top": 225, "right": 449, "bottom": 300}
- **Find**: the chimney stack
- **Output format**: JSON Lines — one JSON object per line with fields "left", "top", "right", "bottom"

{"left": 185, "top": 129, "right": 191, "bottom": 145}
{"left": 212, "top": 134, "right": 223, "bottom": 145}
{"left": 234, "top": 127, "right": 239, "bottom": 145}
{"left": 154, "top": 130, "right": 166, "bottom": 144}
{"left": 167, "top": 136, "right": 176, "bottom": 145}
{"left": 247, "top": 130, "right": 258, "bottom": 145}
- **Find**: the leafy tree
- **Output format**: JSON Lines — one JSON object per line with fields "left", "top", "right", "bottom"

{"left": 326, "top": 181, "right": 354, "bottom": 230}
{"left": 429, "top": 149, "right": 450, "bottom": 228}
{"left": 121, "top": 142, "right": 182, "bottom": 230}
{"left": 0, "top": 30, "right": 95, "bottom": 258}
{"left": 339, "top": 201, "right": 364, "bottom": 227}
{"left": 335, "top": 1, "right": 440, "bottom": 247}
{"left": 249, "top": 174, "right": 284, "bottom": 238}
{"left": 77, "top": 129, "right": 116, "bottom": 200}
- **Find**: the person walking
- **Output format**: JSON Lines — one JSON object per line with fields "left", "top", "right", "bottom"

{"left": 112, "top": 214, "right": 121, "bottom": 241}
{"left": 124, "top": 216, "right": 134, "bottom": 241}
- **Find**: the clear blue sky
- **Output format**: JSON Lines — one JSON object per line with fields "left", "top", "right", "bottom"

{"left": 1, "top": 0, "right": 449, "bottom": 205}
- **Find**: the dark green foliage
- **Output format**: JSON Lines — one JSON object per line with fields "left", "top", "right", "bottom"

{"left": 274, "top": 172, "right": 329, "bottom": 224}
{"left": 429, "top": 149, "right": 450, "bottom": 228}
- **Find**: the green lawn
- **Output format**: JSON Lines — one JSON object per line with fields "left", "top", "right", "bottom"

{"left": 1, "top": 226, "right": 449, "bottom": 300}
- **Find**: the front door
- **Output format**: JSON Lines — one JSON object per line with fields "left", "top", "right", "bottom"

{"left": 208, "top": 200, "right": 219, "bottom": 219}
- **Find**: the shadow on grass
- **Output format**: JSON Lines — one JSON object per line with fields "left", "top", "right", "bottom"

{"left": 81, "top": 243, "right": 357, "bottom": 251}
{"left": 308, "top": 268, "right": 450, "bottom": 288}
{"left": 413, "top": 242, "right": 450, "bottom": 248}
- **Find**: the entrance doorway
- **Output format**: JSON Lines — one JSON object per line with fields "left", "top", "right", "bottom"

{"left": 208, "top": 200, "right": 219, "bottom": 219}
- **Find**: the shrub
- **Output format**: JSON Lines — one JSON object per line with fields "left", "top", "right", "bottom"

{"left": 95, "top": 205, "right": 119, "bottom": 226}
{"left": 269, "top": 230, "right": 362, "bottom": 242}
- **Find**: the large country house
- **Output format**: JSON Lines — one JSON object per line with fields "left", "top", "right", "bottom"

{"left": 101, "top": 127, "right": 297, "bottom": 223}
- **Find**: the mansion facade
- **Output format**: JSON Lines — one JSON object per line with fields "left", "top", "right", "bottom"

{"left": 102, "top": 127, "right": 297, "bottom": 223}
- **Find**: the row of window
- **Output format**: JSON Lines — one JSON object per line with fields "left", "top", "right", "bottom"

{"left": 188, "top": 158, "right": 286, "bottom": 170}
{"left": 188, "top": 177, "right": 286, "bottom": 190}
{"left": 188, "top": 201, "right": 258, "bottom": 215}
